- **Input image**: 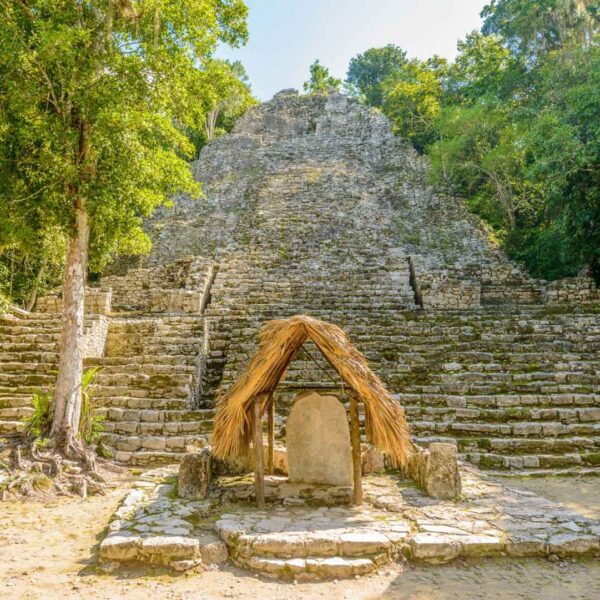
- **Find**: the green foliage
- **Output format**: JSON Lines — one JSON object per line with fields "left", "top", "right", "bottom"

{"left": 79, "top": 366, "right": 105, "bottom": 445}
{"left": 446, "top": 31, "right": 521, "bottom": 103}
{"left": 24, "top": 367, "right": 105, "bottom": 444}
{"left": 481, "top": 0, "right": 598, "bottom": 61}
{"left": 24, "top": 390, "right": 53, "bottom": 439}
{"left": 382, "top": 58, "right": 447, "bottom": 152}
{"left": 188, "top": 59, "right": 257, "bottom": 152}
{"left": 346, "top": 45, "right": 407, "bottom": 106}
{"left": 0, "top": 0, "right": 250, "bottom": 295}
{"left": 353, "top": 0, "right": 600, "bottom": 282}
{"left": 303, "top": 60, "right": 342, "bottom": 94}
{"left": 0, "top": 230, "right": 66, "bottom": 308}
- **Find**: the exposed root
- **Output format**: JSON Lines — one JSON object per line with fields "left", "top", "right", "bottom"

{"left": 0, "top": 435, "right": 117, "bottom": 499}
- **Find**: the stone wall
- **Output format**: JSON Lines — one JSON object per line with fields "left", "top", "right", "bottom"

{"left": 82, "top": 315, "right": 109, "bottom": 358}
{"left": 546, "top": 277, "right": 600, "bottom": 304}
{"left": 101, "top": 257, "right": 214, "bottom": 312}
{"left": 37, "top": 288, "right": 113, "bottom": 315}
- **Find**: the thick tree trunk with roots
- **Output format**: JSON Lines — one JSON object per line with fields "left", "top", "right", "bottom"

{"left": 4, "top": 202, "right": 115, "bottom": 497}
{"left": 50, "top": 202, "right": 90, "bottom": 453}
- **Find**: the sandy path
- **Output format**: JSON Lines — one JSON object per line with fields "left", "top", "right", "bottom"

{"left": 1, "top": 477, "right": 600, "bottom": 600}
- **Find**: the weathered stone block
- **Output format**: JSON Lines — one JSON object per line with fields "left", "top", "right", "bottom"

{"left": 424, "top": 443, "right": 462, "bottom": 500}
{"left": 100, "top": 533, "right": 141, "bottom": 561}
{"left": 287, "top": 392, "right": 352, "bottom": 486}
{"left": 141, "top": 536, "right": 200, "bottom": 561}
{"left": 410, "top": 532, "right": 462, "bottom": 563}
{"left": 199, "top": 540, "right": 229, "bottom": 564}
{"left": 178, "top": 447, "right": 212, "bottom": 499}
{"left": 361, "top": 444, "right": 385, "bottom": 475}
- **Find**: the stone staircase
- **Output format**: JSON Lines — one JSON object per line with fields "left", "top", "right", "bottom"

{"left": 388, "top": 307, "right": 600, "bottom": 473}
{"left": 0, "top": 309, "right": 107, "bottom": 434}
{"left": 198, "top": 250, "right": 416, "bottom": 403}
{"left": 88, "top": 314, "right": 215, "bottom": 466}
{"left": 2, "top": 91, "right": 600, "bottom": 474}
{"left": 210, "top": 305, "right": 600, "bottom": 473}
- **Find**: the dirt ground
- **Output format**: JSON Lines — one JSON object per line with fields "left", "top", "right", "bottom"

{"left": 1, "top": 476, "right": 600, "bottom": 600}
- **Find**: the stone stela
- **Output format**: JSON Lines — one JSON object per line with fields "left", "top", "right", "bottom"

{"left": 286, "top": 391, "right": 353, "bottom": 487}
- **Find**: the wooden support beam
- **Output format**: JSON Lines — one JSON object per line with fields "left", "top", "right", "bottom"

{"left": 253, "top": 397, "right": 266, "bottom": 509}
{"left": 349, "top": 396, "right": 363, "bottom": 505}
{"left": 267, "top": 393, "right": 275, "bottom": 475}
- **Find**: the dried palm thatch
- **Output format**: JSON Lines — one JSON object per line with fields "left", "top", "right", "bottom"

{"left": 212, "top": 315, "right": 415, "bottom": 468}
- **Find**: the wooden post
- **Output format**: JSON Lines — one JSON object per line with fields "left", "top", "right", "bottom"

{"left": 253, "top": 397, "right": 266, "bottom": 509}
{"left": 349, "top": 396, "right": 363, "bottom": 505}
{"left": 267, "top": 393, "right": 275, "bottom": 475}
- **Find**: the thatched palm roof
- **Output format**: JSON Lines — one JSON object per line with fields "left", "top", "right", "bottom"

{"left": 211, "top": 315, "right": 414, "bottom": 468}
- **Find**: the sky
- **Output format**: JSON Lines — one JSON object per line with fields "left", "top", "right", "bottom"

{"left": 218, "top": 0, "right": 490, "bottom": 100}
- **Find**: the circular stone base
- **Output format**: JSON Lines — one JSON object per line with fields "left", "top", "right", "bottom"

{"left": 215, "top": 504, "right": 410, "bottom": 580}
{"left": 99, "top": 466, "right": 600, "bottom": 579}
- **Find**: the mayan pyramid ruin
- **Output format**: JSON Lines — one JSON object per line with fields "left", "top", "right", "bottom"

{"left": 2, "top": 90, "right": 600, "bottom": 471}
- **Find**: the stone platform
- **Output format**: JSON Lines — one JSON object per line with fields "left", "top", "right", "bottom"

{"left": 99, "top": 465, "right": 600, "bottom": 579}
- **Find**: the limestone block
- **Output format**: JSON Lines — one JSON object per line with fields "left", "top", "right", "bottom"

{"left": 339, "top": 531, "right": 391, "bottom": 556}
{"left": 141, "top": 536, "right": 200, "bottom": 561}
{"left": 100, "top": 534, "right": 141, "bottom": 561}
{"left": 244, "top": 442, "right": 289, "bottom": 475}
{"left": 547, "top": 533, "right": 600, "bottom": 556}
{"left": 199, "top": 540, "right": 229, "bottom": 564}
{"left": 172, "top": 559, "right": 203, "bottom": 572}
{"left": 306, "top": 556, "right": 374, "bottom": 578}
{"left": 178, "top": 447, "right": 212, "bottom": 499}
{"left": 361, "top": 444, "right": 385, "bottom": 475}
{"left": 410, "top": 533, "right": 462, "bottom": 563}
{"left": 212, "top": 451, "right": 252, "bottom": 476}
{"left": 424, "top": 443, "right": 462, "bottom": 501}
{"left": 251, "top": 533, "right": 307, "bottom": 558}
{"left": 272, "top": 445, "right": 289, "bottom": 475}
{"left": 286, "top": 392, "right": 352, "bottom": 486}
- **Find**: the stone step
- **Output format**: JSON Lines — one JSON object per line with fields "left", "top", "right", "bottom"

{"left": 0, "top": 342, "right": 60, "bottom": 353}
{"left": 0, "top": 352, "right": 58, "bottom": 363}
{"left": 91, "top": 396, "right": 190, "bottom": 410}
{"left": 0, "top": 373, "right": 56, "bottom": 386}
{"left": 235, "top": 555, "right": 375, "bottom": 580}
{"left": 463, "top": 450, "right": 600, "bottom": 470}
{"left": 96, "top": 407, "right": 214, "bottom": 422}
{"left": 0, "top": 385, "right": 51, "bottom": 397}
{"left": 93, "top": 372, "right": 193, "bottom": 386}
{"left": 0, "top": 420, "right": 26, "bottom": 434}
{"left": 101, "top": 432, "right": 210, "bottom": 454}
{"left": 411, "top": 420, "right": 600, "bottom": 438}
{"left": 396, "top": 393, "right": 600, "bottom": 408}
{"left": 92, "top": 364, "right": 197, "bottom": 376}
{"left": 102, "top": 419, "right": 213, "bottom": 436}
{"left": 0, "top": 396, "right": 40, "bottom": 409}
{"left": 404, "top": 404, "right": 600, "bottom": 424}
{"left": 91, "top": 383, "right": 191, "bottom": 398}
{"left": 103, "top": 447, "right": 195, "bottom": 466}
{"left": 0, "top": 361, "right": 57, "bottom": 372}
{"left": 415, "top": 434, "right": 600, "bottom": 459}
{"left": 0, "top": 407, "right": 34, "bottom": 419}
{"left": 90, "top": 355, "right": 199, "bottom": 367}
{"left": 243, "top": 530, "right": 395, "bottom": 560}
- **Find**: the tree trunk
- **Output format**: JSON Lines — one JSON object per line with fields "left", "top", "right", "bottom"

{"left": 26, "top": 257, "right": 47, "bottom": 312}
{"left": 205, "top": 107, "right": 221, "bottom": 142}
{"left": 50, "top": 203, "right": 90, "bottom": 448}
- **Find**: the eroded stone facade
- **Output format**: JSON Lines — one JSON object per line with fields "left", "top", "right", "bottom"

{"left": 1, "top": 91, "right": 599, "bottom": 472}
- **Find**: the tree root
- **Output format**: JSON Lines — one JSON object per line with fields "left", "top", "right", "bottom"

{"left": 1, "top": 436, "right": 116, "bottom": 499}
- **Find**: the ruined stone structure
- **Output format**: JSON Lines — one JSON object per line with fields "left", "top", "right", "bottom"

{"left": 1, "top": 90, "right": 600, "bottom": 472}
